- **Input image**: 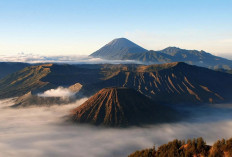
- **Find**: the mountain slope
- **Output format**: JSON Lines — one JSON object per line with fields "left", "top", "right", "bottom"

{"left": 90, "top": 38, "right": 232, "bottom": 69}
{"left": 13, "top": 83, "right": 82, "bottom": 107}
{"left": 80, "top": 62, "right": 232, "bottom": 104}
{"left": 160, "top": 47, "right": 232, "bottom": 69}
{"left": 124, "top": 47, "right": 232, "bottom": 69}
{"left": 0, "top": 62, "right": 30, "bottom": 79}
{"left": 1, "top": 62, "right": 232, "bottom": 105}
{"left": 0, "top": 64, "right": 55, "bottom": 98}
{"left": 90, "top": 38, "right": 147, "bottom": 59}
{"left": 0, "top": 64, "right": 102, "bottom": 99}
{"left": 71, "top": 87, "right": 180, "bottom": 127}
{"left": 122, "top": 50, "right": 173, "bottom": 63}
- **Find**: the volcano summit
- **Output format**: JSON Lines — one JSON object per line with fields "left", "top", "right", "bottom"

{"left": 71, "top": 87, "right": 180, "bottom": 127}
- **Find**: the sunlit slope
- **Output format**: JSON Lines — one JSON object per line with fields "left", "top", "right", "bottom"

{"left": 71, "top": 87, "right": 180, "bottom": 127}
{"left": 0, "top": 64, "right": 55, "bottom": 98}
{"left": 1, "top": 62, "right": 232, "bottom": 105}
{"left": 81, "top": 62, "right": 232, "bottom": 104}
{"left": 0, "top": 64, "right": 102, "bottom": 99}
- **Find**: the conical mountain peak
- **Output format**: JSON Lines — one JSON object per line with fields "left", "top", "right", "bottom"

{"left": 106, "top": 38, "right": 140, "bottom": 47}
{"left": 71, "top": 87, "right": 179, "bottom": 127}
{"left": 90, "top": 38, "right": 147, "bottom": 59}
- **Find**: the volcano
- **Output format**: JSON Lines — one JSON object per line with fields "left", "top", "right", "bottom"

{"left": 90, "top": 38, "right": 147, "bottom": 59}
{"left": 90, "top": 38, "right": 232, "bottom": 69}
{"left": 71, "top": 87, "right": 180, "bottom": 127}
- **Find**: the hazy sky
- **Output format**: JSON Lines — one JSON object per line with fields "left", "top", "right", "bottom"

{"left": 0, "top": 0, "right": 232, "bottom": 56}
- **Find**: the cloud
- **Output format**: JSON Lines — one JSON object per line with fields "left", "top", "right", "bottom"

{"left": 0, "top": 99, "right": 232, "bottom": 157}
{"left": 37, "top": 87, "right": 76, "bottom": 98}
{"left": 0, "top": 53, "right": 142, "bottom": 64}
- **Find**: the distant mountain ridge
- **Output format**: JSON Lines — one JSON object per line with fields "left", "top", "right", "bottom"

{"left": 0, "top": 62, "right": 30, "bottom": 79}
{"left": 90, "top": 38, "right": 232, "bottom": 70}
{"left": 0, "top": 64, "right": 101, "bottom": 99}
{"left": 1, "top": 62, "right": 232, "bottom": 106}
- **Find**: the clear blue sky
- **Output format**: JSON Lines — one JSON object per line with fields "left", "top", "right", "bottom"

{"left": 0, "top": 0, "right": 232, "bottom": 56}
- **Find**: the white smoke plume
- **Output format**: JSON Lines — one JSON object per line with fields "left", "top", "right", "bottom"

{"left": 37, "top": 87, "right": 76, "bottom": 98}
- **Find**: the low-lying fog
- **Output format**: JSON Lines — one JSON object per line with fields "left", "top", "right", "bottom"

{"left": 0, "top": 53, "right": 143, "bottom": 64}
{"left": 1, "top": 99, "right": 232, "bottom": 157}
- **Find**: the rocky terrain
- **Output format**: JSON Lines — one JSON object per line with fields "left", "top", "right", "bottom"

{"left": 71, "top": 87, "right": 180, "bottom": 127}
{"left": 1, "top": 62, "right": 232, "bottom": 105}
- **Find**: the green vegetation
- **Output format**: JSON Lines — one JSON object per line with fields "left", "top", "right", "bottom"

{"left": 128, "top": 137, "right": 232, "bottom": 157}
